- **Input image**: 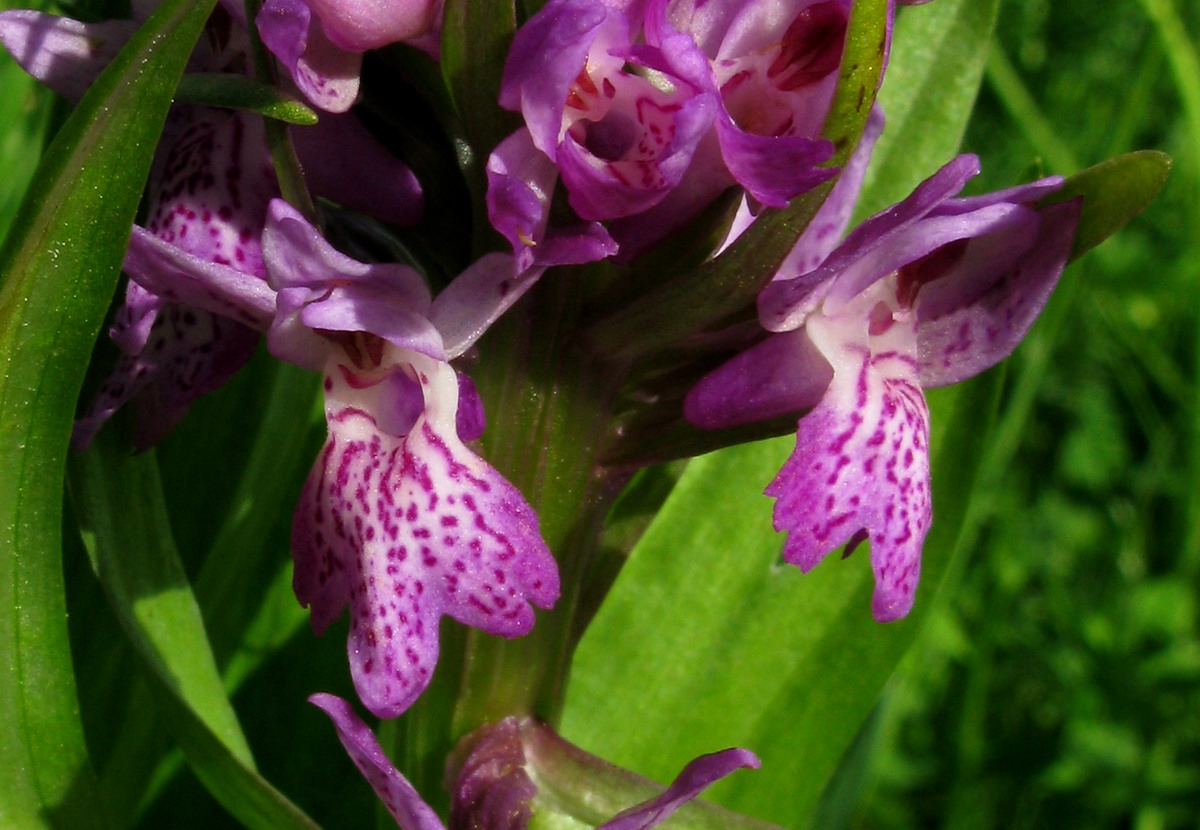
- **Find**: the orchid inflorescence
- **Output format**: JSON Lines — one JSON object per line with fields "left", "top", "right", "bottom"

{"left": 0, "top": 0, "right": 1160, "bottom": 825}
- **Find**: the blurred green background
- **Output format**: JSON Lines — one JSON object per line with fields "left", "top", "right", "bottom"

{"left": 840, "top": 2, "right": 1200, "bottom": 829}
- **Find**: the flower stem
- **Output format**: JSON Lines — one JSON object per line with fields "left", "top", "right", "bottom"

{"left": 242, "top": 0, "right": 318, "bottom": 221}
{"left": 452, "top": 266, "right": 629, "bottom": 735}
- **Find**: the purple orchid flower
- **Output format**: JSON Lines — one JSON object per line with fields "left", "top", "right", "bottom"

{"left": 255, "top": 0, "right": 442, "bottom": 113}
{"left": 262, "top": 200, "right": 559, "bottom": 718}
{"left": 0, "top": 6, "right": 284, "bottom": 449}
{"left": 486, "top": 0, "right": 718, "bottom": 266}
{"left": 71, "top": 103, "right": 280, "bottom": 450}
{"left": 499, "top": 0, "right": 715, "bottom": 223}
{"left": 310, "top": 693, "right": 761, "bottom": 829}
{"left": 642, "top": 0, "right": 846, "bottom": 209}
{"left": 0, "top": 5, "right": 424, "bottom": 449}
{"left": 685, "top": 155, "right": 1080, "bottom": 621}
{"left": 487, "top": 0, "right": 871, "bottom": 264}
{"left": 104, "top": 195, "right": 557, "bottom": 717}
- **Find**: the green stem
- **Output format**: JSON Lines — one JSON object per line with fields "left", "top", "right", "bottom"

{"left": 452, "top": 269, "right": 628, "bottom": 736}
{"left": 242, "top": 0, "right": 318, "bottom": 221}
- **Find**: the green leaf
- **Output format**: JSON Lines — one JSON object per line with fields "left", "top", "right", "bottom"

{"left": 175, "top": 74, "right": 319, "bottom": 125}
{"left": 68, "top": 435, "right": 256, "bottom": 768}
{"left": 74, "top": 356, "right": 322, "bottom": 819}
{"left": 561, "top": 371, "right": 1005, "bottom": 827}
{"left": 1037, "top": 151, "right": 1172, "bottom": 261}
{"left": 0, "top": 0, "right": 217, "bottom": 825}
{"left": 67, "top": 430, "right": 322, "bottom": 830}
{"left": 190, "top": 360, "right": 322, "bottom": 686}
{"left": 439, "top": 0, "right": 522, "bottom": 180}
{"left": 0, "top": 56, "right": 55, "bottom": 243}
{"left": 855, "top": 0, "right": 1002, "bottom": 220}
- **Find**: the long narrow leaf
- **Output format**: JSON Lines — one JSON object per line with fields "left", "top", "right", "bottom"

{"left": 0, "top": 0, "right": 217, "bottom": 826}
{"left": 68, "top": 432, "right": 322, "bottom": 830}
{"left": 68, "top": 436, "right": 257, "bottom": 769}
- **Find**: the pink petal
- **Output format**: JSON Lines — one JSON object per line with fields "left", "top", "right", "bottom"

{"left": 141, "top": 107, "right": 278, "bottom": 280}
{"left": 305, "top": 0, "right": 440, "bottom": 51}
{"left": 124, "top": 228, "right": 277, "bottom": 328}
{"left": 309, "top": 694, "right": 447, "bottom": 830}
{"left": 73, "top": 307, "right": 258, "bottom": 451}
{"left": 0, "top": 10, "right": 134, "bottom": 100}
{"left": 683, "top": 329, "right": 833, "bottom": 430}
{"left": 917, "top": 200, "right": 1080, "bottom": 388}
{"left": 777, "top": 105, "right": 885, "bottom": 276}
{"left": 430, "top": 254, "right": 543, "bottom": 359}
{"left": 291, "top": 112, "right": 424, "bottom": 227}
{"left": 597, "top": 748, "right": 761, "bottom": 830}
{"left": 263, "top": 199, "right": 439, "bottom": 370}
{"left": 257, "top": 0, "right": 360, "bottom": 113}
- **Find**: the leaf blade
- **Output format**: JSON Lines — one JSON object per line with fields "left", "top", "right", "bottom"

{"left": 68, "top": 431, "right": 323, "bottom": 830}
{"left": 0, "top": 0, "right": 217, "bottom": 825}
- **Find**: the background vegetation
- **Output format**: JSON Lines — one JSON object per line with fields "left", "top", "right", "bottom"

{"left": 848, "top": 2, "right": 1200, "bottom": 828}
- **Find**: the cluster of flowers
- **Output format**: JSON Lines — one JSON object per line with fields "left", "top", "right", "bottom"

{"left": 1, "top": 0, "right": 1078, "bottom": 822}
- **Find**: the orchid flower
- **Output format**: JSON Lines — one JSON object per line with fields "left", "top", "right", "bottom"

{"left": 96, "top": 194, "right": 557, "bottom": 716}
{"left": 487, "top": 0, "right": 876, "bottom": 264}
{"left": 310, "top": 693, "right": 762, "bottom": 829}
{"left": 498, "top": 0, "right": 715, "bottom": 222}
{"left": 685, "top": 155, "right": 1080, "bottom": 621}
{"left": 256, "top": 0, "right": 442, "bottom": 113}
{"left": 263, "top": 200, "right": 559, "bottom": 717}
{"left": 487, "top": 0, "right": 715, "bottom": 266}
{"left": 643, "top": 0, "right": 845, "bottom": 208}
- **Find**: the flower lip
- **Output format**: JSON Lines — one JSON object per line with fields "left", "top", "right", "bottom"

{"left": 295, "top": 351, "right": 560, "bottom": 719}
